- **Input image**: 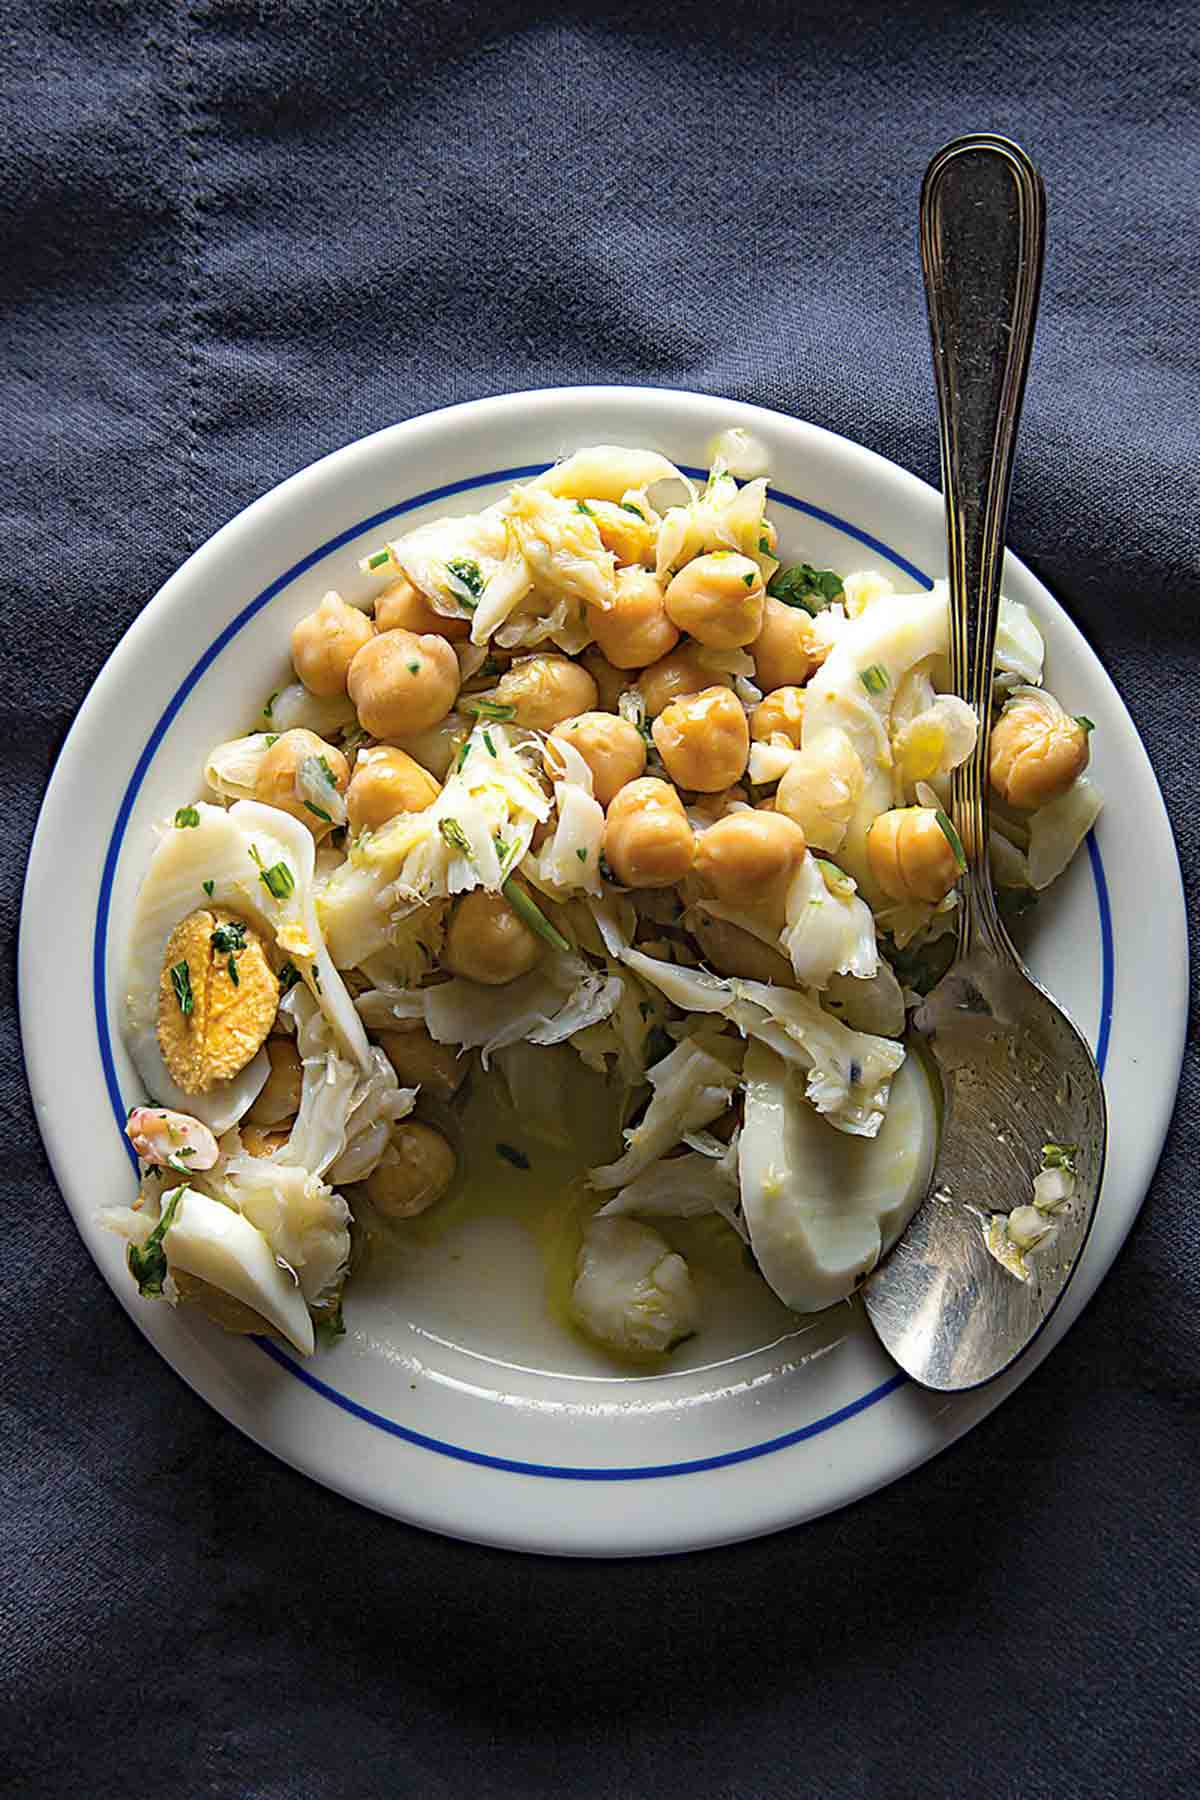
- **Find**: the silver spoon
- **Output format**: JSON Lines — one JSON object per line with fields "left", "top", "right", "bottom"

{"left": 862, "top": 134, "right": 1107, "bottom": 1390}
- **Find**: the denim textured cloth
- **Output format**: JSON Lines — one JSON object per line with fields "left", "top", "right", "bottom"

{"left": 3, "top": 3, "right": 1198, "bottom": 1796}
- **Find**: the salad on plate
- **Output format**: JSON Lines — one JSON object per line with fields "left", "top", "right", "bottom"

{"left": 105, "top": 434, "right": 1101, "bottom": 1361}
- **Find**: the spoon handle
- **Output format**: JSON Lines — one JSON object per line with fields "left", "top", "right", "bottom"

{"left": 920, "top": 134, "right": 1046, "bottom": 953}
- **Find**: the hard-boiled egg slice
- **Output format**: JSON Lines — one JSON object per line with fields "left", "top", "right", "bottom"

{"left": 739, "top": 1038, "right": 936, "bottom": 1313}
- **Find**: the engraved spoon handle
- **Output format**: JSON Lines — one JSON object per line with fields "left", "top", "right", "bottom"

{"left": 921, "top": 134, "right": 1046, "bottom": 956}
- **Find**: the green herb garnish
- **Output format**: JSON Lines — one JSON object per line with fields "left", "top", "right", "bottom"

{"left": 366, "top": 548, "right": 391, "bottom": 571}
{"left": 768, "top": 563, "right": 844, "bottom": 614}
{"left": 170, "top": 960, "right": 194, "bottom": 1016}
{"left": 496, "top": 1142, "right": 531, "bottom": 1170}
{"left": 598, "top": 852, "right": 617, "bottom": 884}
{"left": 315, "top": 1300, "right": 346, "bottom": 1346}
{"left": 127, "top": 1185, "right": 186, "bottom": 1297}
{"left": 483, "top": 729, "right": 497, "bottom": 758}
{"left": 933, "top": 808, "right": 968, "bottom": 875}
{"left": 263, "top": 691, "right": 278, "bottom": 719}
{"left": 316, "top": 755, "right": 338, "bottom": 787}
{"left": 742, "top": 571, "right": 756, "bottom": 588}
{"left": 620, "top": 501, "right": 645, "bottom": 519}
{"left": 575, "top": 846, "right": 588, "bottom": 862}
{"left": 575, "top": 499, "right": 595, "bottom": 518}
{"left": 407, "top": 660, "right": 421, "bottom": 675}
{"left": 226, "top": 956, "right": 239, "bottom": 986}
{"left": 453, "top": 738, "right": 471, "bottom": 773}
{"left": 445, "top": 556, "right": 486, "bottom": 608}
{"left": 1075, "top": 715, "right": 1095, "bottom": 734}
{"left": 264, "top": 733, "right": 279, "bottom": 747}
{"left": 463, "top": 698, "right": 517, "bottom": 722}
{"left": 258, "top": 859, "right": 295, "bottom": 901}
{"left": 860, "top": 664, "right": 889, "bottom": 696}
{"left": 500, "top": 879, "right": 570, "bottom": 951}
{"left": 439, "top": 818, "right": 473, "bottom": 857}
{"left": 202, "top": 880, "right": 215, "bottom": 898}
{"left": 210, "top": 921, "right": 247, "bottom": 955}
{"left": 1042, "top": 1143, "right": 1077, "bottom": 1172}
{"left": 304, "top": 800, "right": 333, "bottom": 823}
{"left": 309, "top": 962, "right": 322, "bottom": 995}
{"left": 174, "top": 806, "right": 200, "bottom": 829}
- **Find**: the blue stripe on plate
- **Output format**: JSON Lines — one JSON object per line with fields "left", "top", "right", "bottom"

{"left": 94, "top": 463, "right": 1114, "bottom": 1481}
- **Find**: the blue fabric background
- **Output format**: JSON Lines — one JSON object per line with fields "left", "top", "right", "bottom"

{"left": 4, "top": 3, "right": 1197, "bottom": 1795}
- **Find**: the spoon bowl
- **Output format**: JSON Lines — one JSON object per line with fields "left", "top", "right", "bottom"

{"left": 863, "top": 135, "right": 1108, "bottom": 1388}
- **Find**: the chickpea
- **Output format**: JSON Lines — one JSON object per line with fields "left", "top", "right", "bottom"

{"left": 290, "top": 591, "right": 375, "bottom": 697}
{"left": 587, "top": 499, "right": 657, "bottom": 568}
{"left": 245, "top": 1036, "right": 304, "bottom": 1127}
{"left": 550, "top": 712, "right": 646, "bottom": 807}
{"left": 254, "top": 728, "right": 350, "bottom": 840}
{"left": 347, "top": 629, "right": 461, "bottom": 738}
{"left": 490, "top": 654, "right": 598, "bottom": 731}
{"left": 695, "top": 811, "right": 808, "bottom": 911}
{"left": 751, "top": 595, "right": 828, "bottom": 693}
{"left": 375, "top": 1025, "right": 466, "bottom": 1101}
{"left": 652, "top": 686, "right": 750, "bottom": 793}
{"left": 664, "top": 552, "right": 765, "bottom": 650}
{"left": 866, "top": 806, "right": 960, "bottom": 903}
{"left": 392, "top": 712, "right": 471, "bottom": 782}
{"left": 346, "top": 746, "right": 440, "bottom": 835}
{"left": 637, "top": 642, "right": 733, "bottom": 718}
{"left": 604, "top": 778, "right": 695, "bottom": 888}
{"left": 374, "top": 575, "right": 472, "bottom": 641}
{"left": 367, "top": 1122, "right": 457, "bottom": 1219}
{"left": 688, "top": 785, "right": 749, "bottom": 828}
{"left": 751, "top": 685, "right": 806, "bottom": 746}
{"left": 581, "top": 646, "right": 627, "bottom": 713}
{"left": 587, "top": 567, "right": 679, "bottom": 670}
{"left": 441, "top": 887, "right": 543, "bottom": 985}
{"left": 990, "top": 693, "right": 1090, "bottom": 811}
{"left": 688, "top": 907, "right": 796, "bottom": 986}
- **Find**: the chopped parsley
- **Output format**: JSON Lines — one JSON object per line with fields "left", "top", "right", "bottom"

{"left": 463, "top": 698, "right": 517, "bottom": 722}
{"left": 496, "top": 1142, "right": 531, "bottom": 1170}
{"left": 759, "top": 534, "right": 771, "bottom": 553}
{"left": 278, "top": 960, "right": 302, "bottom": 993}
{"left": 445, "top": 556, "right": 486, "bottom": 609}
{"left": 1042, "top": 1143, "right": 1077, "bottom": 1173}
{"left": 483, "top": 729, "right": 497, "bottom": 758}
{"left": 174, "top": 806, "right": 200, "bottom": 829}
{"left": 226, "top": 956, "right": 240, "bottom": 986}
{"left": 127, "top": 1185, "right": 186, "bottom": 1297}
{"left": 264, "top": 733, "right": 279, "bottom": 747}
{"left": 742, "top": 571, "right": 756, "bottom": 588}
{"left": 1075, "top": 715, "right": 1095, "bottom": 733}
{"left": 575, "top": 499, "right": 595, "bottom": 518}
{"left": 366, "top": 548, "right": 391, "bottom": 571}
{"left": 210, "top": 921, "right": 247, "bottom": 955}
{"left": 407, "top": 660, "right": 421, "bottom": 675}
{"left": 439, "top": 817, "right": 473, "bottom": 857}
{"left": 620, "top": 501, "right": 645, "bottom": 519}
{"left": 263, "top": 691, "right": 278, "bottom": 719}
{"left": 575, "top": 846, "right": 588, "bottom": 862}
{"left": 170, "top": 960, "right": 194, "bottom": 1016}
{"left": 860, "top": 664, "right": 889, "bottom": 696}
{"left": 768, "top": 563, "right": 844, "bottom": 614}
{"left": 202, "top": 880, "right": 215, "bottom": 898}
{"left": 304, "top": 800, "right": 333, "bottom": 823}
{"left": 316, "top": 755, "right": 338, "bottom": 787}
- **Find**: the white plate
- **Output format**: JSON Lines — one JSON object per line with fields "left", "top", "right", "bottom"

{"left": 20, "top": 387, "right": 1187, "bottom": 1557}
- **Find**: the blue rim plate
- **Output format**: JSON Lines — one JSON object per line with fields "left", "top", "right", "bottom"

{"left": 19, "top": 388, "right": 1185, "bottom": 1555}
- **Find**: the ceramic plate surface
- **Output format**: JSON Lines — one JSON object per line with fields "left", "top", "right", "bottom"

{"left": 20, "top": 387, "right": 1187, "bottom": 1556}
